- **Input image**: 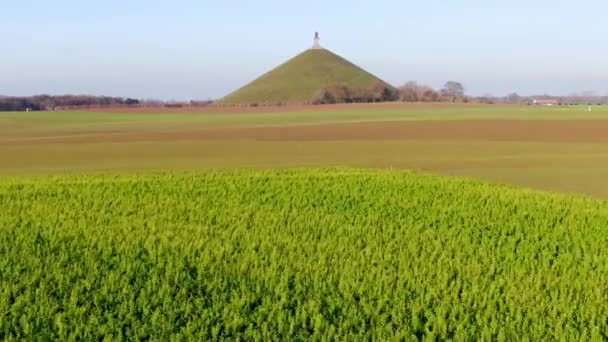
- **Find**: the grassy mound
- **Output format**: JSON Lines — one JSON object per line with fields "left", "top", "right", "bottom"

{"left": 1, "top": 169, "right": 608, "bottom": 339}
{"left": 220, "top": 49, "right": 392, "bottom": 104}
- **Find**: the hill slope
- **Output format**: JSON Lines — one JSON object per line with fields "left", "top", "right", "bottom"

{"left": 2, "top": 169, "right": 608, "bottom": 339}
{"left": 220, "top": 49, "right": 393, "bottom": 104}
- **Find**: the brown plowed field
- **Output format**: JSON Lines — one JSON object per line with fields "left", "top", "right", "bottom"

{"left": 80, "top": 102, "right": 493, "bottom": 114}
{"left": 200, "top": 119, "right": 608, "bottom": 142}
{"left": 5, "top": 105, "right": 608, "bottom": 197}
{"left": 9, "top": 119, "right": 608, "bottom": 145}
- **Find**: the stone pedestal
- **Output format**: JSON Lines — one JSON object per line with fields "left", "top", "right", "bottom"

{"left": 312, "top": 32, "right": 322, "bottom": 49}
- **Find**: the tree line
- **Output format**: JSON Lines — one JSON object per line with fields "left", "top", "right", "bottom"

{"left": 398, "top": 81, "right": 466, "bottom": 102}
{"left": 311, "top": 81, "right": 399, "bottom": 104}
{"left": 6, "top": 82, "right": 606, "bottom": 111}
{"left": 0, "top": 95, "right": 219, "bottom": 112}
{"left": 0, "top": 95, "right": 140, "bottom": 112}
{"left": 310, "top": 80, "right": 467, "bottom": 105}
{"left": 475, "top": 92, "right": 608, "bottom": 105}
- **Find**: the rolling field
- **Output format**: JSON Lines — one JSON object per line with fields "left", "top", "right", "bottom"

{"left": 3, "top": 104, "right": 608, "bottom": 339}
{"left": 2, "top": 169, "right": 608, "bottom": 339}
{"left": 1, "top": 103, "right": 608, "bottom": 197}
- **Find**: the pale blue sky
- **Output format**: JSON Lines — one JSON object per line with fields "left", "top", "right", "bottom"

{"left": 2, "top": 0, "right": 607, "bottom": 100}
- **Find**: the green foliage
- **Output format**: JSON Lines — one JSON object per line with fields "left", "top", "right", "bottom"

{"left": 1, "top": 169, "right": 608, "bottom": 339}
{"left": 220, "top": 49, "right": 394, "bottom": 105}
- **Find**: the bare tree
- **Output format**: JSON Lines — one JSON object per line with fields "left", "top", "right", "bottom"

{"left": 0, "top": 95, "right": 142, "bottom": 112}
{"left": 478, "top": 93, "right": 496, "bottom": 104}
{"left": 311, "top": 82, "right": 398, "bottom": 105}
{"left": 506, "top": 93, "right": 521, "bottom": 104}
{"left": 398, "top": 81, "right": 419, "bottom": 102}
{"left": 398, "top": 81, "right": 442, "bottom": 102}
{"left": 581, "top": 90, "right": 596, "bottom": 105}
{"left": 367, "top": 81, "right": 398, "bottom": 102}
{"left": 441, "top": 81, "right": 465, "bottom": 102}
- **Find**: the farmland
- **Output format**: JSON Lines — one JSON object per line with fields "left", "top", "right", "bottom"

{"left": 2, "top": 169, "right": 608, "bottom": 339}
{"left": 2, "top": 103, "right": 608, "bottom": 339}
{"left": 1, "top": 103, "right": 608, "bottom": 197}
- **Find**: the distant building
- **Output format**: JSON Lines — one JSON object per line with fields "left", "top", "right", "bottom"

{"left": 533, "top": 98, "right": 560, "bottom": 106}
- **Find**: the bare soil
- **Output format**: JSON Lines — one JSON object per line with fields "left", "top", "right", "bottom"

{"left": 10, "top": 119, "right": 608, "bottom": 145}
{"left": 200, "top": 120, "right": 608, "bottom": 142}
{"left": 79, "top": 102, "right": 494, "bottom": 114}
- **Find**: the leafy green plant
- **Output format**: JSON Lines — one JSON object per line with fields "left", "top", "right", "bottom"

{"left": 1, "top": 169, "right": 607, "bottom": 339}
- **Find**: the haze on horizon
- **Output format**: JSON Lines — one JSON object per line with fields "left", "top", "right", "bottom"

{"left": 2, "top": 0, "right": 608, "bottom": 100}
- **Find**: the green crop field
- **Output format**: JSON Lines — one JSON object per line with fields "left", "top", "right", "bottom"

{"left": 2, "top": 104, "right": 608, "bottom": 339}
{"left": 2, "top": 169, "right": 608, "bottom": 340}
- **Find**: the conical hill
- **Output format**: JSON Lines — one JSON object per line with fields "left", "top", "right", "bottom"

{"left": 220, "top": 48, "right": 393, "bottom": 105}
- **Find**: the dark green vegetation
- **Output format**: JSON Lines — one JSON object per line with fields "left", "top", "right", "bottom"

{"left": 1, "top": 169, "right": 608, "bottom": 339}
{"left": 220, "top": 49, "right": 393, "bottom": 104}
{"left": 0, "top": 95, "right": 140, "bottom": 112}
